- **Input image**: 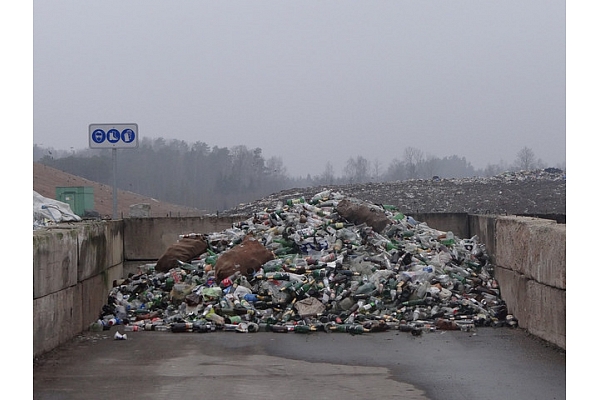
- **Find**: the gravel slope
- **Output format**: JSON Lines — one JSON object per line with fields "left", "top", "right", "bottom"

{"left": 220, "top": 169, "right": 566, "bottom": 218}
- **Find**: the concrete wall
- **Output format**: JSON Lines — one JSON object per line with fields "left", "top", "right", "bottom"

{"left": 33, "top": 213, "right": 566, "bottom": 358}
{"left": 33, "top": 221, "right": 123, "bottom": 359}
{"left": 123, "top": 216, "right": 244, "bottom": 261}
{"left": 492, "top": 216, "right": 566, "bottom": 349}
{"left": 412, "top": 213, "right": 470, "bottom": 239}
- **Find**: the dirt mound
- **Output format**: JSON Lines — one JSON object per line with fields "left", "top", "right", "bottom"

{"left": 33, "top": 163, "right": 206, "bottom": 218}
{"left": 221, "top": 170, "right": 566, "bottom": 218}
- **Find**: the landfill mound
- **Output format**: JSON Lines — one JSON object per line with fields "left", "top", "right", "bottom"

{"left": 97, "top": 190, "right": 515, "bottom": 337}
{"left": 220, "top": 168, "right": 566, "bottom": 217}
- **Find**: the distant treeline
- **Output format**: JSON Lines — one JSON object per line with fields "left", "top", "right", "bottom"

{"left": 33, "top": 139, "right": 560, "bottom": 213}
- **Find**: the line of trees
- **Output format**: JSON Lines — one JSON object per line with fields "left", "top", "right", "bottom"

{"left": 34, "top": 139, "right": 563, "bottom": 213}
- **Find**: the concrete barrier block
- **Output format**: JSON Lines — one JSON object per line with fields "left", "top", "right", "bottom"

{"left": 526, "top": 280, "right": 566, "bottom": 350}
{"left": 496, "top": 216, "right": 565, "bottom": 289}
{"left": 33, "top": 228, "right": 78, "bottom": 299}
{"left": 105, "top": 220, "right": 123, "bottom": 267}
{"left": 525, "top": 223, "right": 565, "bottom": 289}
{"left": 77, "top": 222, "right": 108, "bottom": 281}
{"left": 33, "top": 285, "right": 82, "bottom": 359}
{"left": 495, "top": 266, "right": 566, "bottom": 350}
{"left": 496, "top": 216, "right": 537, "bottom": 275}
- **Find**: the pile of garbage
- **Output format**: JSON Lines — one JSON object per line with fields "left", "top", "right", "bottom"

{"left": 220, "top": 168, "right": 566, "bottom": 217}
{"left": 95, "top": 190, "right": 516, "bottom": 337}
{"left": 33, "top": 190, "right": 81, "bottom": 229}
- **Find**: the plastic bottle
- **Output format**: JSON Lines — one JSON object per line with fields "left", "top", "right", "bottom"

{"left": 358, "top": 300, "right": 380, "bottom": 314}
{"left": 123, "top": 324, "right": 139, "bottom": 332}
{"left": 286, "top": 197, "right": 305, "bottom": 206}
{"left": 441, "top": 231, "right": 455, "bottom": 246}
{"left": 310, "top": 190, "right": 331, "bottom": 204}
{"left": 192, "top": 321, "right": 214, "bottom": 333}
{"left": 114, "top": 304, "right": 127, "bottom": 320}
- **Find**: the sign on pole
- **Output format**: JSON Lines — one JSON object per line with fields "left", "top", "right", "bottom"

{"left": 89, "top": 123, "right": 139, "bottom": 219}
{"left": 89, "top": 123, "right": 139, "bottom": 149}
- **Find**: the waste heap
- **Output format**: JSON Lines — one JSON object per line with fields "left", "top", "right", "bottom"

{"left": 96, "top": 190, "right": 515, "bottom": 337}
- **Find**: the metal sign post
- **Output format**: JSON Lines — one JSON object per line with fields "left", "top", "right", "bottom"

{"left": 112, "top": 148, "right": 117, "bottom": 219}
{"left": 88, "top": 123, "right": 139, "bottom": 219}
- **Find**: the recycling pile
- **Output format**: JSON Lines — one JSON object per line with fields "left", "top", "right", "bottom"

{"left": 97, "top": 190, "right": 515, "bottom": 336}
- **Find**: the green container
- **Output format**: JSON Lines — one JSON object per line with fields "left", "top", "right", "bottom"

{"left": 55, "top": 186, "right": 94, "bottom": 217}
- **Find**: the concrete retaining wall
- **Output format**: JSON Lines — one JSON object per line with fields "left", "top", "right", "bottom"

{"left": 493, "top": 216, "right": 566, "bottom": 349}
{"left": 33, "top": 221, "right": 123, "bottom": 359}
{"left": 123, "top": 216, "right": 243, "bottom": 261}
{"left": 411, "top": 213, "right": 470, "bottom": 239}
{"left": 33, "top": 213, "right": 566, "bottom": 358}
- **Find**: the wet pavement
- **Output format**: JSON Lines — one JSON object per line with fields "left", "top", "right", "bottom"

{"left": 34, "top": 325, "right": 566, "bottom": 400}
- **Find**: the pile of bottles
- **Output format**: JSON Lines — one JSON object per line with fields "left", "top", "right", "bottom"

{"left": 95, "top": 190, "right": 516, "bottom": 336}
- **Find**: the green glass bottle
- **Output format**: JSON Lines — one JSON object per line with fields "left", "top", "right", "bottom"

{"left": 281, "top": 298, "right": 297, "bottom": 323}
{"left": 293, "top": 325, "right": 316, "bottom": 333}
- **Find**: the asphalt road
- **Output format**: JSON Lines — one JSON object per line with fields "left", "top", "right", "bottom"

{"left": 33, "top": 325, "right": 566, "bottom": 400}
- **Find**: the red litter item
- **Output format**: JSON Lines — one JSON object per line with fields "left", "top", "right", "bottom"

{"left": 221, "top": 278, "right": 232, "bottom": 288}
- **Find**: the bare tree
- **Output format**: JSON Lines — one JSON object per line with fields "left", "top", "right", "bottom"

{"left": 344, "top": 156, "right": 370, "bottom": 183}
{"left": 404, "top": 146, "right": 423, "bottom": 179}
{"left": 320, "top": 161, "right": 335, "bottom": 185}
{"left": 372, "top": 159, "right": 382, "bottom": 181}
{"left": 515, "top": 147, "right": 536, "bottom": 171}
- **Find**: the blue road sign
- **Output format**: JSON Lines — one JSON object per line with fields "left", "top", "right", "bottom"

{"left": 89, "top": 123, "right": 139, "bottom": 149}
{"left": 121, "top": 128, "right": 135, "bottom": 143}
{"left": 91, "top": 129, "right": 106, "bottom": 144}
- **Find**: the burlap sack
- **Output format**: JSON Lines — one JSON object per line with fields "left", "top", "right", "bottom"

{"left": 155, "top": 237, "right": 208, "bottom": 272}
{"left": 336, "top": 198, "right": 390, "bottom": 233}
{"left": 214, "top": 235, "right": 275, "bottom": 283}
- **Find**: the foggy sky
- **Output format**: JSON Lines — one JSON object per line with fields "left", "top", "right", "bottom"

{"left": 33, "top": 1, "right": 566, "bottom": 177}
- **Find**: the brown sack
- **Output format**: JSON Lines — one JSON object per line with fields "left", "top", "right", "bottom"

{"left": 155, "top": 237, "right": 208, "bottom": 272}
{"left": 336, "top": 198, "right": 390, "bottom": 233}
{"left": 214, "top": 235, "right": 274, "bottom": 283}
